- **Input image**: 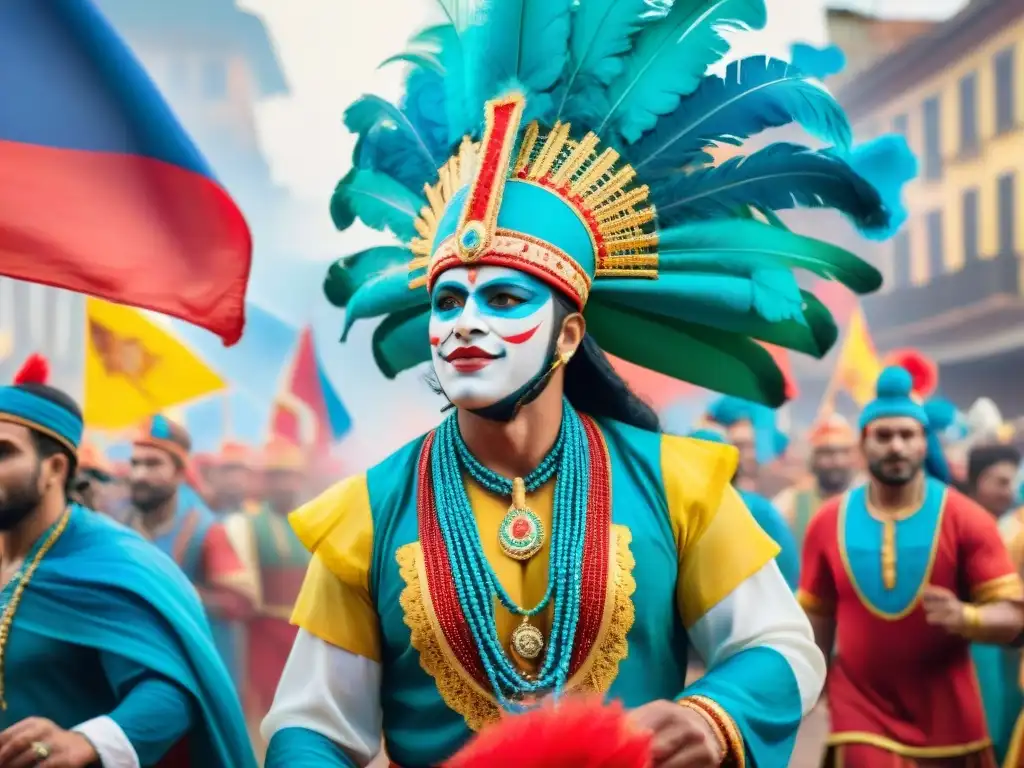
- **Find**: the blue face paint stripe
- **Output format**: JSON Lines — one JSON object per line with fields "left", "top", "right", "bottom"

{"left": 430, "top": 270, "right": 553, "bottom": 323}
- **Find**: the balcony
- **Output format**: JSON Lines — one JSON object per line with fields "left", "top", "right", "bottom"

{"left": 864, "top": 250, "right": 1021, "bottom": 330}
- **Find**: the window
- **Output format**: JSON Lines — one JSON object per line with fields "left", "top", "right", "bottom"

{"left": 892, "top": 230, "right": 911, "bottom": 288}
{"left": 998, "top": 172, "right": 1016, "bottom": 254}
{"left": 892, "top": 113, "right": 909, "bottom": 137}
{"left": 959, "top": 73, "right": 979, "bottom": 155}
{"left": 923, "top": 96, "right": 942, "bottom": 180}
{"left": 202, "top": 59, "right": 227, "bottom": 100}
{"left": 995, "top": 46, "right": 1016, "bottom": 134}
{"left": 926, "top": 210, "right": 944, "bottom": 277}
{"left": 962, "top": 188, "right": 980, "bottom": 260}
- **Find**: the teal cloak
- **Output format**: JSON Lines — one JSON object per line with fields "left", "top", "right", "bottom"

{"left": 12, "top": 505, "right": 256, "bottom": 768}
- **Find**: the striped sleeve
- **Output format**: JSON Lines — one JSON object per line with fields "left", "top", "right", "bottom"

{"left": 662, "top": 435, "right": 826, "bottom": 766}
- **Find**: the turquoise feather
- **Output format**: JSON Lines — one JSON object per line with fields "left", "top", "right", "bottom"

{"left": 557, "top": 0, "right": 672, "bottom": 120}
{"left": 344, "top": 94, "right": 443, "bottom": 169}
{"left": 599, "top": 0, "right": 768, "bottom": 142}
{"left": 654, "top": 142, "right": 888, "bottom": 232}
{"left": 790, "top": 42, "right": 847, "bottom": 80}
{"left": 657, "top": 218, "right": 882, "bottom": 294}
{"left": 846, "top": 134, "right": 917, "bottom": 240}
{"left": 629, "top": 57, "right": 852, "bottom": 172}
{"left": 372, "top": 307, "right": 433, "bottom": 378}
{"left": 330, "top": 169, "right": 425, "bottom": 241}
{"left": 340, "top": 266, "right": 428, "bottom": 340}
{"left": 465, "top": 0, "right": 572, "bottom": 114}
{"left": 324, "top": 246, "right": 413, "bottom": 309}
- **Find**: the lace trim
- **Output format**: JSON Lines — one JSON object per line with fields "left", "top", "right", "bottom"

{"left": 396, "top": 524, "right": 636, "bottom": 731}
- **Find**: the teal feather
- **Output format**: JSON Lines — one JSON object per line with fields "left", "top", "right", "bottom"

{"left": 330, "top": 169, "right": 425, "bottom": 241}
{"left": 340, "top": 266, "right": 428, "bottom": 340}
{"left": 324, "top": 246, "right": 413, "bottom": 309}
{"left": 657, "top": 219, "right": 882, "bottom": 294}
{"left": 556, "top": 0, "right": 672, "bottom": 120}
{"left": 599, "top": 0, "right": 768, "bottom": 143}
{"left": 372, "top": 307, "right": 433, "bottom": 378}
{"left": 465, "top": 0, "right": 572, "bottom": 114}
{"left": 789, "top": 42, "right": 847, "bottom": 80}
{"left": 654, "top": 142, "right": 888, "bottom": 232}
{"left": 344, "top": 94, "right": 443, "bottom": 170}
{"left": 380, "top": 51, "right": 444, "bottom": 74}
{"left": 845, "top": 134, "right": 917, "bottom": 240}
{"left": 628, "top": 57, "right": 852, "bottom": 172}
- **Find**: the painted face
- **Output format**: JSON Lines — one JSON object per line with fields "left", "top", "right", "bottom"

{"left": 429, "top": 265, "right": 556, "bottom": 410}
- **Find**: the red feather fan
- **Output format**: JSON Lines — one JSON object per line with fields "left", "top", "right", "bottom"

{"left": 884, "top": 348, "right": 938, "bottom": 399}
{"left": 13, "top": 353, "right": 50, "bottom": 386}
{"left": 445, "top": 698, "right": 652, "bottom": 768}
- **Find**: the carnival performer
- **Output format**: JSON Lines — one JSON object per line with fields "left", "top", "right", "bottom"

{"left": 0, "top": 355, "right": 256, "bottom": 767}
{"left": 126, "top": 415, "right": 257, "bottom": 688}
{"left": 208, "top": 441, "right": 259, "bottom": 515}
{"left": 799, "top": 365, "right": 1024, "bottom": 767}
{"left": 691, "top": 427, "right": 799, "bottom": 589}
{"left": 223, "top": 438, "right": 312, "bottom": 744}
{"left": 773, "top": 412, "right": 857, "bottom": 550}
{"left": 262, "top": 0, "right": 917, "bottom": 763}
{"left": 703, "top": 396, "right": 788, "bottom": 494}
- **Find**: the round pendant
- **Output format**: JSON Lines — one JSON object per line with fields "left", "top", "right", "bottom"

{"left": 511, "top": 621, "right": 545, "bottom": 661}
{"left": 499, "top": 506, "right": 545, "bottom": 561}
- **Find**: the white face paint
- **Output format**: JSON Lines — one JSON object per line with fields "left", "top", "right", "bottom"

{"left": 429, "top": 265, "right": 557, "bottom": 411}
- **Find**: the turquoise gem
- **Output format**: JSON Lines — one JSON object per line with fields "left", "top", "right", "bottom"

{"left": 460, "top": 227, "right": 481, "bottom": 250}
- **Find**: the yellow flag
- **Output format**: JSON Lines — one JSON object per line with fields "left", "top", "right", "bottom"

{"left": 84, "top": 297, "right": 226, "bottom": 429}
{"left": 831, "top": 306, "right": 882, "bottom": 407}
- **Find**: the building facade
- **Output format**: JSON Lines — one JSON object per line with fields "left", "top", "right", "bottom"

{"left": 839, "top": 0, "right": 1024, "bottom": 413}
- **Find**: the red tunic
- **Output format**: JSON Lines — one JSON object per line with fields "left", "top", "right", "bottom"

{"left": 799, "top": 486, "right": 1020, "bottom": 763}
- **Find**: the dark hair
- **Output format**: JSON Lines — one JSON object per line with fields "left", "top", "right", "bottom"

{"left": 967, "top": 443, "right": 1022, "bottom": 490}
{"left": 551, "top": 295, "right": 660, "bottom": 432}
{"left": 16, "top": 382, "right": 83, "bottom": 499}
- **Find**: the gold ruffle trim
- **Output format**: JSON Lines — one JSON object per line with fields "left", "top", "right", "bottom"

{"left": 397, "top": 525, "right": 636, "bottom": 731}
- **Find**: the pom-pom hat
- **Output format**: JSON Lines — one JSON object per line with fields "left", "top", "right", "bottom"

{"left": 705, "top": 395, "right": 788, "bottom": 464}
{"left": 0, "top": 354, "right": 83, "bottom": 455}
{"left": 858, "top": 366, "right": 928, "bottom": 431}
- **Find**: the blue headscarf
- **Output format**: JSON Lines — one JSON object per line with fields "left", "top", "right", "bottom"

{"left": 859, "top": 366, "right": 950, "bottom": 483}
{"left": 706, "top": 396, "right": 788, "bottom": 465}
{"left": 0, "top": 355, "right": 82, "bottom": 455}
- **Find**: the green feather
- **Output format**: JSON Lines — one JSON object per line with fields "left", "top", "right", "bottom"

{"left": 599, "top": 0, "right": 768, "bottom": 142}
{"left": 340, "top": 265, "right": 427, "bottom": 341}
{"left": 657, "top": 219, "right": 882, "bottom": 294}
{"left": 330, "top": 169, "right": 425, "bottom": 241}
{"left": 324, "top": 246, "right": 413, "bottom": 308}
{"left": 585, "top": 298, "right": 788, "bottom": 406}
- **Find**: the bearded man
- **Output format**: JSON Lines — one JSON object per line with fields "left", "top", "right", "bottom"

{"left": 0, "top": 355, "right": 255, "bottom": 767}
{"left": 799, "top": 366, "right": 1024, "bottom": 767}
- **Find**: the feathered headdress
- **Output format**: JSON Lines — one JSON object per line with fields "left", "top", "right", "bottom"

{"left": 327, "top": 0, "right": 916, "bottom": 406}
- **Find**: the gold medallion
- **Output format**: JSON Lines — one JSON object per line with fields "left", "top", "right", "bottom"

{"left": 499, "top": 477, "right": 545, "bottom": 561}
{"left": 511, "top": 618, "right": 544, "bottom": 661}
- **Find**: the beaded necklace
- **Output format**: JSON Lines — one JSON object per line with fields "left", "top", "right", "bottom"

{"left": 0, "top": 509, "right": 71, "bottom": 710}
{"left": 431, "top": 399, "right": 589, "bottom": 710}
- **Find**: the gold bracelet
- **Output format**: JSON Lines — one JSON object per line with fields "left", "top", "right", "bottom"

{"left": 961, "top": 603, "right": 982, "bottom": 634}
{"left": 678, "top": 696, "right": 745, "bottom": 767}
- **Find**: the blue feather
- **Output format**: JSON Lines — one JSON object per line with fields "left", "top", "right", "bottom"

{"left": 402, "top": 69, "right": 451, "bottom": 160}
{"left": 654, "top": 142, "right": 888, "bottom": 232}
{"left": 599, "top": 0, "right": 768, "bottom": 143}
{"left": 556, "top": 0, "right": 672, "bottom": 120}
{"left": 344, "top": 94, "right": 443, "bottom": 170}
{"left": 465, "top": 0, "right": 572, "bottom": 113}
{"left": 628, "top": 57, "right": 852, "bottom": 172}
{"left": 340, "top": 265, "right": 428, "bottom": 340}
{"left": 330, "top": 169, "right": 425, "bottom": 242}
{"left": 845, "top": 134, "right": 917, "bottom": 240}
{"left": 790, "top": 42, "right": 847, "bottom": 80}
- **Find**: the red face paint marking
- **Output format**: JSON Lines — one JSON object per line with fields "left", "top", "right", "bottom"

{"left": 501, "top": 324, "right": 541, "bottom": 345}
{"left": 429, "top": 336, "right": 440, "bottom": 346}
{"left": 467, "top": 268, "right": 478, "bottom": 285}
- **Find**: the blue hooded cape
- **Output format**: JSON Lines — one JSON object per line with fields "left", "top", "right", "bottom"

{"left": 17, "top": 506, "right": 256, "bottom": 768}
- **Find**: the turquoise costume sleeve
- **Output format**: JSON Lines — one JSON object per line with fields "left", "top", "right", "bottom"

{"left": 265, "top": 727, "right": 358, "bottom": 767}
{"left": 683, "top": 646, "right": 804, "bottom": 765}
{"left": 741, "top": 491, "right": 800, "bottom": 590}
{"left": 101, "top": 652, "right": 193, "bottom": 764}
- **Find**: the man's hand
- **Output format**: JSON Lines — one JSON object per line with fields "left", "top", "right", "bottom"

{"left": 922, "top": 585, "right": 967, "bottom": 634}
{"left": 628, "top": 699, "right": 724, "bottom": 767}
{"left": 0, "top": 717, "right": 99, "bottom": 768}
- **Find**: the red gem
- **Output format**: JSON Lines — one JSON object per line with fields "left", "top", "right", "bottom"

{"left": 511, "top": 517, "right": 531, "bottom": 539}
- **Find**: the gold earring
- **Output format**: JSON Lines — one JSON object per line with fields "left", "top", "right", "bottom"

{"left": 560, "top": 350, "right": 573, "bottom": 366}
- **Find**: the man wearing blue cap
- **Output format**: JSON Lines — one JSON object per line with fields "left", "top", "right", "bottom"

{"left": 0, "top": 355, "right": 256, "bottom": 767}
{"left": 799, "top": 365, "right": 1024, "bottom": 767}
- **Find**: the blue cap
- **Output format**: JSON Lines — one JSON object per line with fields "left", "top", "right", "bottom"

{"left": 706, "top": 395, "right": 788, "bottom": 464}
{"left": 0, "top": 355, "right": 82, "bottom": 455}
